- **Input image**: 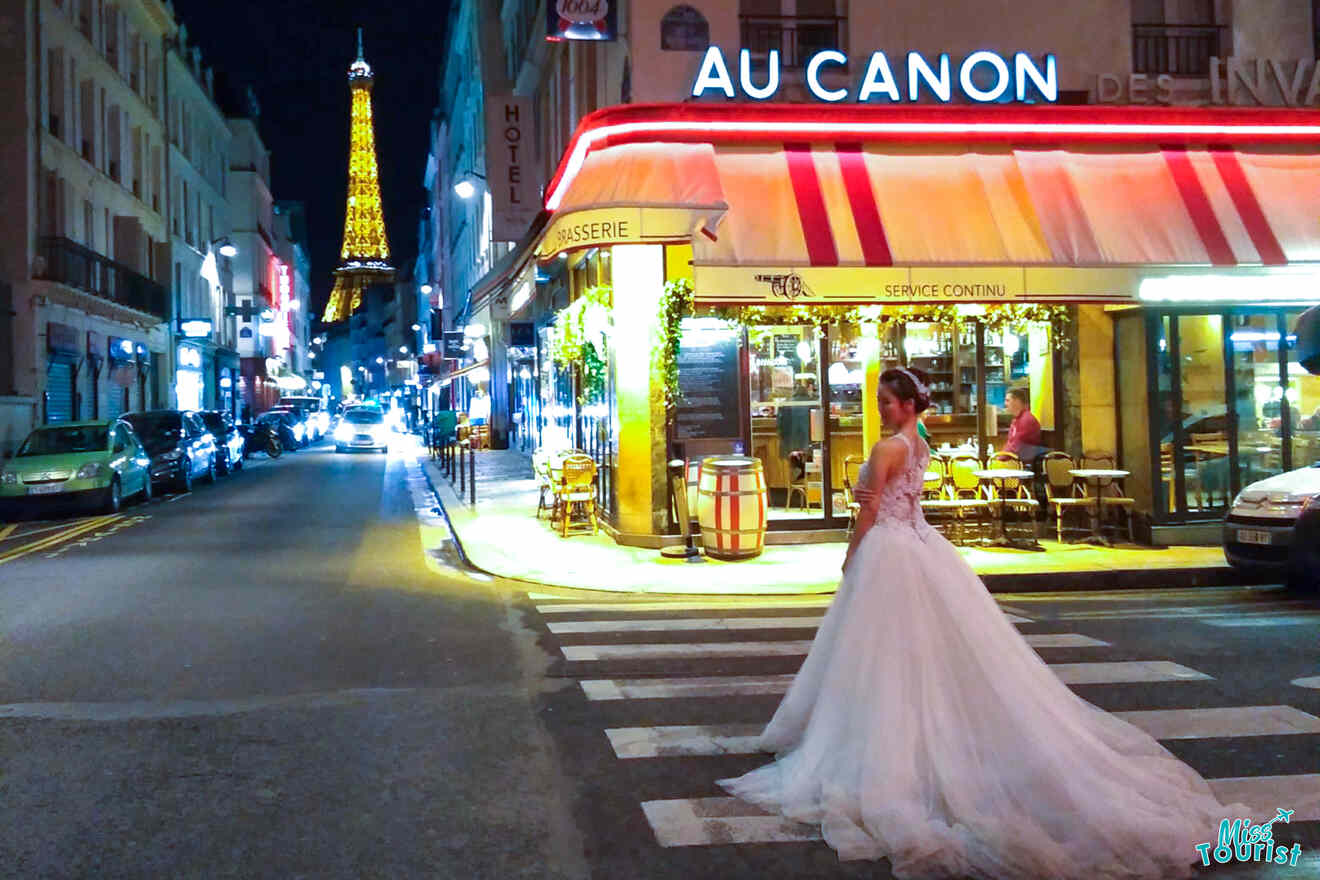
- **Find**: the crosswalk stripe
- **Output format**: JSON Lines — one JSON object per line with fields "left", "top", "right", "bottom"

{"left": 562, "top": 633, "right": 1107, "bottom": 662}
{"left": 1055, "top": 606, "right": 1319, "bottom": 621}
{"left": 536, "top": 600, "right": 835, "bottom": 615}
{"left": 538, "top": 603, "right": 1032, "bottom": 626}
{"left": 641, "top": 778, "right": 1320, "bottom": 848}
{"left": 606, "top": 706, "right": 1320, "bottom": 758}
{"left": 1200, "top": 615, "right": 1320, "bottom": 627}
{"left": 548, "top": 617, "right": 826, "bottom": 634}
{"left": 580, "top": 661, "right": 1210, "bottom": 700}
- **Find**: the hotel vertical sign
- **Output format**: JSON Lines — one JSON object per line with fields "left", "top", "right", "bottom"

{"left": 485, "top": 95, "right": 538, "bottom": 242}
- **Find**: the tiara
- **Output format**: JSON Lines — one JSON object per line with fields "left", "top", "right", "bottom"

{"left": 897, "top": 367, "right": 929, "bottom": 397}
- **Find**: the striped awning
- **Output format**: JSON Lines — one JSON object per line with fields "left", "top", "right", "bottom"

{"left": 538, "top": 105, "right": 1320, "bottom": 304}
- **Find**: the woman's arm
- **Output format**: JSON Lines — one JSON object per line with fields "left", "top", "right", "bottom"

{"left": 842, "top": 439, "right": 902, "bottom": 572}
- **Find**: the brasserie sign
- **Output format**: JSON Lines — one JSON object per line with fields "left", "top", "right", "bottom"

{"left": 691, "top": 47, "right": 1058, "bottom": 104}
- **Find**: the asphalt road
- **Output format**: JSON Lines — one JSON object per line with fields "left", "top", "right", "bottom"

{"left": 0, "top": 439, "right": 585, "bottom": 880}
{"left": 3, "top": 440, "right": 1319, "bottom": 879}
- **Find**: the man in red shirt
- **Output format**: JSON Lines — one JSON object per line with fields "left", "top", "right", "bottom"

{"left": 1004, "top": 387, "right": 1043, "bottom": 461}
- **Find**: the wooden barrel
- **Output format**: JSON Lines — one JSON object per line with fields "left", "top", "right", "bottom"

{"left": 696, "top": 456, "right": 768, "bottom": 560}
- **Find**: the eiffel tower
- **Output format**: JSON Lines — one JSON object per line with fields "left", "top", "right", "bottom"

{"left": 322, "top": 29, "right": 393, "bottom": 323}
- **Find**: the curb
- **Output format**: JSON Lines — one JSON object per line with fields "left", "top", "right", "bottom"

{"left": 414, "top": 453, "right": 491, "bottom": 577}
{"left": 413, "top": 453, "right": 1270, "bottom": 594}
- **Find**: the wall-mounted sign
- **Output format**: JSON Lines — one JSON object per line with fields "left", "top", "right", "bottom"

{"left": 661, "top": 5, "right": 709, "bottom": 52}
{"left": 442, "top": 331, "right": 466, "bottom": 359}
{"left": 178, "top": 318, "right": 214, "bottom": 338}
{"left": 537, "top": 206, "right": 711, "bottom": 258}
{"left": 485, "top": 95, "right": 539, "bottom": 241}
{"left": 691, "top": 47, "right": 1058, "bottom": 104}
{"left": 546, "top": 0, "right": 616, "bottom": 42}
{"left": 109, "top": 336, "right": 136, "bottom": 362}
{"left": 46, "top": 321, "right": 79, "bottom": 356}
{"left": 674, "top": 322, "right": 741, "bottom": 440}
{"left": 177, "top": 345, "right": 203, "bottom": 370}
{"left": 693, "top": 265, "right": 1139, "bottom": 305}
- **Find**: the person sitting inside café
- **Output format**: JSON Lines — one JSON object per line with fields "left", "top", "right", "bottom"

{"left": 1004, "top": 386, "right": 1043, "bottom": 463}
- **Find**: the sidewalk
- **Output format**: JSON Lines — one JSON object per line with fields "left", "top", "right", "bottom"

{"left": 419, "top": 447, "right": 1264, "bottom": 595}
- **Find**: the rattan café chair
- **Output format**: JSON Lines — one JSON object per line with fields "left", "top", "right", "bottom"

{"left": 557, "top": 453, "right": 598, "bottom": 537}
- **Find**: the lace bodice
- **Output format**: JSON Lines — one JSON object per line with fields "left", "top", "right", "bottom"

{"left": 857, "top": 432, "right": 933, "bottom": 536}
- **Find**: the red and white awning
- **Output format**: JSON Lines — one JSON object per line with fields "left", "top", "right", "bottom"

{"left": 537, "top": 104, "right": 1320, "bottom": 304}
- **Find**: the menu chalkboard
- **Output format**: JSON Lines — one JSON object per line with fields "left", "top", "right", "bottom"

{"left": 674, "top": 326, "right": 741, "bottom": 440}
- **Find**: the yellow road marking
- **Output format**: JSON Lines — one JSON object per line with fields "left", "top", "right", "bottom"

{"left": 0, "top": 515, "right": 121, "bottom": 565}
{"left": 0, "top": 524, "right": 17, "bottom": 542}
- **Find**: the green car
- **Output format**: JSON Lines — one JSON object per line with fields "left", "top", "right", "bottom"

{"left": 0, "top": 420, "right": 153, "bottom": 518}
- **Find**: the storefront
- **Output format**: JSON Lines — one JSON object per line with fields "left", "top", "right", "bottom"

{"left": 175, "top": 343, "right": 206, "bottom": 412}
{"left": 525, "top": 103, "right": 1320, "bottom": 546}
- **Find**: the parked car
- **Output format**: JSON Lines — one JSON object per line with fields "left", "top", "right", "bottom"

{"left": 279, "top": 396, "right": 329, "bottom": 439}
{"left": 122, "top": 410, "right": 217, "bottom": 493}
{"left": 197, "top": 411, "right": 245, "bottom": 475}
{"left": 334, "top": 408, "right": 389, "bottom": 453}
{"left": 1223, "top": 462, "right": 1320, "bottom": 588}
{"left": 0, "top": 420, "right": 152, "bottom": 516}
{"left": 256, "top": 410, "right": 304, "bottom": 452}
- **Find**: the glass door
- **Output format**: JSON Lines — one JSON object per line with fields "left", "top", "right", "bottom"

{"left": 747, "top": 324, "right": 825, "bottom": 523}
{"left": 1176, "top": 314, "right": 1230, "bottom": 514}
{"left": 1285, "top": 310, "right": 1319, "bottom": 469}
{"left": 1230, "top": 313, "right": 1287, "bottom": 488}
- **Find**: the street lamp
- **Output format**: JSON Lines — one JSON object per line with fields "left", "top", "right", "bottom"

{"left": 411, "top": 323, "right": 421, "bottom": 332}
{"left": 212, "top": 237, "right": 238, "bottom": 258}
{"left": 453, "top": 171, "right": 486, "bottom": 200}
{"left": 420, "top": 284, "right": 433, "bottom": 295}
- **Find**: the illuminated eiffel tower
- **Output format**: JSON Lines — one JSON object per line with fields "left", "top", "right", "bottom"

{"left": 322, "top": 29, "right": 393, "bottom": 323}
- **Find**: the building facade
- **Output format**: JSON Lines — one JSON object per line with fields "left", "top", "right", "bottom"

{"left": 429, "top": 0, "right": 1320, "bottom": 548}
{"left": 164, "top": 25, "right": 237, "bottom": 417}
{"left": 0, "top": 0, "right": 177, "bottom": 454}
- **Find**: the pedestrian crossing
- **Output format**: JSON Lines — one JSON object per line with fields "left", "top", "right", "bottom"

{"left": 532, "top": 591, "right": 1320, "bottom": 864}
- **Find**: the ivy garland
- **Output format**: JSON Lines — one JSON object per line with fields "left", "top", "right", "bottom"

{"left": 658, "top": 278, "right": 694, "bottom": 412}
{"left": 551, "top": 284, "right": 612, "bottom": 403}
{"left": 694, "top": 302, "right": 1070, "bottom": 350}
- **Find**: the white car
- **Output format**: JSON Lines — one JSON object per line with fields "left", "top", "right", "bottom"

{"left": 1223, "top": 463, "right": 1320, "bottom": 586}
{"left": 334, "top": 409, "right": 389, "bottom": 453}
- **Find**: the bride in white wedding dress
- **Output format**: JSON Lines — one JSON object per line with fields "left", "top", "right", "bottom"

{"left": 718, "top": 367, "right": 1245, "bottom": 879}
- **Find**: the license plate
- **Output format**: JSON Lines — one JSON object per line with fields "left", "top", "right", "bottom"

{"left": 27, "top": 483, "right": 64, "bottom": 495}
{"left": 1237, "top": 529, "right": 1272, "bottom": 545}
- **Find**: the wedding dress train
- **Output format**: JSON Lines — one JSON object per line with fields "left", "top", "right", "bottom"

{"left": 719, "top": 432, "right": 1243, "bottom": 879}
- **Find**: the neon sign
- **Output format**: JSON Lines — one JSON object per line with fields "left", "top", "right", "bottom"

{"left": 691, "top": 48, "right": 1058, "bottom": 104}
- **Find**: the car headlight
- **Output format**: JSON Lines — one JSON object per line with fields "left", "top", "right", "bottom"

{"left": 1303, "top": 494, "right": 1320, "bottom": 513}
{"left": 76, "top": 462, "right": 104, "bottom": 479}
{"left": 1, "top": 471, "right": 17, "bottom": 485}
{"left": 334, "top": 424, "right": 354, "bottom": 442}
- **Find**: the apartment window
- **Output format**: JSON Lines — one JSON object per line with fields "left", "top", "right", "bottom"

{"left": 83, "top": 200, "right": 94, "bottom": 249}
{"left": 47, "top": 48, "right": 65, "bottom": 139}
{"left": 79, "top": 79, "right": 94, "bottom": 162}
{"left": 740, "top": 0, "right": 845, "bottom": 69}
{"left": 661, "top": 6, "right": 710, "bottom": 51}
{"left": 1133, "top": 0, "right": 1222, "bottom": 76}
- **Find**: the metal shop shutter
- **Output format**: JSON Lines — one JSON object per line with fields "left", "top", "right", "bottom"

{"left": 46, "top": 361, "right": 74, "bottom": 423}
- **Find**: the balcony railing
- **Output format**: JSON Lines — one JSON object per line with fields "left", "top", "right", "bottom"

{"left": 1133, "top": 24, "right": 1225, "bottom": 77}
{"left": 37, "top": 236, "right": 168, "bottom": 319}
{"left": 740, "top": 14, "right": 846, "bottom": 69}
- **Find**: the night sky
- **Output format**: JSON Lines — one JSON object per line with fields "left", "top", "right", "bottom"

{"left": 169, "top": 0, "right": 450, "bottom": 323}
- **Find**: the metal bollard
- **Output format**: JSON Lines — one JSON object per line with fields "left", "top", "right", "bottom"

{"left": 468, "top": 444, "right": 476, "bottom": 505}
{"left": 458, "top": 442, "right": 466, "bottom": 494}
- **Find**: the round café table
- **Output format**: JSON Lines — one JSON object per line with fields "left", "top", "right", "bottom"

{"left": 1068, "top": 468, "right": 1131, "bottom": 546}
{"left": 973, "top": 468, "right": 1042, "bottom": 550}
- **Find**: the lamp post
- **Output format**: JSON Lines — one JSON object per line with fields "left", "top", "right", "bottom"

{"left": 452, "top": 171, "right": 487, "bottom": 200}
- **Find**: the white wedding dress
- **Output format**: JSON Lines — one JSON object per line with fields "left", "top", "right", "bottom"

{"left": 719, "top": 432, "right": 1243, "bottom": 879}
